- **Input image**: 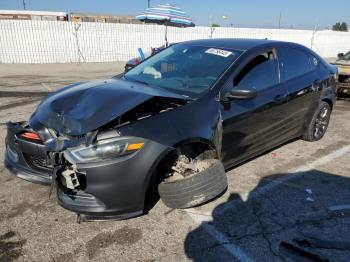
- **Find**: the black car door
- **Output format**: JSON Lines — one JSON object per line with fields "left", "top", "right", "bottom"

{"left": 277, "top": 47, "right": 321, "bottom": 133}
{"left": 220, "top": 48, "right": 291, "bottom": 167}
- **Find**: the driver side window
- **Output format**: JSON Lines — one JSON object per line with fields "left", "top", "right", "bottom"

{"left": 234, "top": 51, "right": 279, "bottom": 91}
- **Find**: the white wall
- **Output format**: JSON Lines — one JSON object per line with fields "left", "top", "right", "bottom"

{"left": 1, "top": 20, "right": 350, "bottom": 63}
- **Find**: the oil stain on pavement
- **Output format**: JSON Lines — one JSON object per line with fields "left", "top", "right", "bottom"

{"left": 86, "top": 226, "right": 142, "bottom": 259}
{"left": 0, "top": 231, "right": 26, "bottom": 262}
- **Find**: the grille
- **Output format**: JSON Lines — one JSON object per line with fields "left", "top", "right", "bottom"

{"left": 30, "top": 155, "right": 47, "bottom": 168}
{"left": 23, "top": 153, "right": 52, "bottom": 170}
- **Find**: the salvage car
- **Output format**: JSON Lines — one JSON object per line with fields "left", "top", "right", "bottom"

{"left": 4, "top": 39, "right": 337, "bottom": 221}
{"left": 332, "top": 51, "right": 350, "bottom": 95}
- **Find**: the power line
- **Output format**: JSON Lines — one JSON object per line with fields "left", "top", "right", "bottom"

{"left": 22, "top": 0, "right": 26, "bottom": 10}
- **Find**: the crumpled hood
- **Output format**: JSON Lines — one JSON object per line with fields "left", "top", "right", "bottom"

{"left": 30, "top": 78, "right": 186, "bottom": 136}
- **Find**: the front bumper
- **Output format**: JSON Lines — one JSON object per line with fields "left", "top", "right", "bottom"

{"left": 57, "top": 184, "right": 143, "bottom": 221}
{"left": 4, "top": 122, "right": 170, "bottom": 220}
{"left": 56, "top": 139, "right": 169, "bottom": 220}
{"left": 4, "top": 123, "right": 52, "bottom": 185}
{"left": 4, "top": 155, "right": 51, "bottom": 185}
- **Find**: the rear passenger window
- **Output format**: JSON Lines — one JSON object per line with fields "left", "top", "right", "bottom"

{"left": 278, "top": 47, "right": 313, "bottom": 81}
{"left": 234, "top": 51, "right": 279, "bottom": 91}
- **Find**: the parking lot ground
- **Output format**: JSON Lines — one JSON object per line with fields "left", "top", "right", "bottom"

{"left": 0, "top": 63, "right": 350, "bottom": 262}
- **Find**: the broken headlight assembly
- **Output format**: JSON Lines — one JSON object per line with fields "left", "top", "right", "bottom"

{"left": 64, "top": 137, "right": 145, "bottom": 163}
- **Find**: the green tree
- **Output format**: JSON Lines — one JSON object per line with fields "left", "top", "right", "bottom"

{"left": 340, "top": 22, "right": 348, "bottom": 32}
{"left": 332, "top": 22, "right": 348, "bottom": 32}
{"left": 211, "top": 23, "right": 220, "bottom": 27}
{"left": 333, "top": 22, "right": 341, "bottom": 31}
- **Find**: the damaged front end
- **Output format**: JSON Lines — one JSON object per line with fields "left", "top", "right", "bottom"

{"left": 4, "top": 119, "right": 93, "bottom": 185}
{"left": 4, "top": 75, "right": 223, "bottom": 221}
{"left": 4, "top": 119, "right": 171, "bottom": 220}
{"left": 4, "top": 82, "right": 191, "bottom": 220}
{"left": 55, "top": 133, "right": 164, "bottom": 221}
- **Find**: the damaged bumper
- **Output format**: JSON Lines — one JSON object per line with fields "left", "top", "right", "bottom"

{"left": 4, "top": 122, "right": 52, "bottom": 185}
{"left": 4, "top": 156, "right": 51, "bottom": 185}
{"left": 4, "top": 121, "right": 170, "bottom": 220}
{"left": 56, "top": 140, "right": 169, "bottom": 220}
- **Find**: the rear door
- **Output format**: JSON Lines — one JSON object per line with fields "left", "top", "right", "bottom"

{"left": 221, "top": 49, "right": 291, "bottom": 167}
{"left": 277, "top": 47, "right": 321, "bottom": 133}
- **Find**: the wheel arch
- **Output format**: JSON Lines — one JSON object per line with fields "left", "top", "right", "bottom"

{"left": 171, "top": 137, "right": 219, "bottom": 158}
{"left": 142, "top": 137, "right": 219, "bottom": 211}
{"left": 322, "top": 98, "right": 333, "bottom": 110}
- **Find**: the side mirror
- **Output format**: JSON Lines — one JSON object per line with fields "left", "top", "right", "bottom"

{"left": 225, "top": 88, "right": 257, "bottom": 100}
{"left": 337, "top": 53, "right": 344, "bottom": 59}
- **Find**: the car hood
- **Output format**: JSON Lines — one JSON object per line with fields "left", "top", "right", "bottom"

{"left": 30, "top": 78, "right": 186, "bottom": 136}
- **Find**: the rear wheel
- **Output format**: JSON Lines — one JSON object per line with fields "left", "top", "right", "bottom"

{"left": 302, "top": 101, "right": 331, "bottom": 142}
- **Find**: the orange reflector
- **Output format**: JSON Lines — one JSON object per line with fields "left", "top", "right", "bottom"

{"left": 20, "top": 132, "right": 41, "bottom": 141}
{"left": 127, "top": 143, "right": 144, "bottom": 151}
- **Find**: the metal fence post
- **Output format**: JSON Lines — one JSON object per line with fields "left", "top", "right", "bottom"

{"left": 310, "top": 21, "right": 319, "bottom": 51}
{"left": 72, "top": 22, "right": 85, "bottom": 63}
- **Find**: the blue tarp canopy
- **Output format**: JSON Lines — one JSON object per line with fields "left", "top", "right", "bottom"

{"left": 136, "top": 4, "right": 194, "bottom": 27}
{"left": 136, "top": 4, "right": 195, "bottom": 45}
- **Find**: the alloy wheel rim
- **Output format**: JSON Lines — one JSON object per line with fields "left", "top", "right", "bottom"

{"left": 313, "top": 106, "right": 329, "bottom": 139}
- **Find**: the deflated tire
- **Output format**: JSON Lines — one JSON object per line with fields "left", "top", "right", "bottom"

{"left": 158, "top": 159, "right": 227, "bottom": 209}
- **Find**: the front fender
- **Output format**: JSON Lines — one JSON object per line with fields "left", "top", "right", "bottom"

{"left": 117, "top": 92, "right": 222, "bottom": 156}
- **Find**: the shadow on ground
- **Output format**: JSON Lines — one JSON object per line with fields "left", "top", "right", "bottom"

{"left": 185, "top": 170, "right": 350, "bottom": 261}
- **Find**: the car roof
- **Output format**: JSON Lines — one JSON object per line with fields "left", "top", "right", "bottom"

{"left": 180, "top": 38, "right": 295, "bottom": 51}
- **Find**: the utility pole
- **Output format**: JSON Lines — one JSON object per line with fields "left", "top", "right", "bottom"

{"left": 147, "top": 0, "right": 150, "bottom": 8}
{"left": 209, "top": 14, "right": 213, "bottom": 38}
{"left": 310, "top": 18, "right": 319, "bottom": 50}
{"left": 278, "top": 11, "right": 282, "bottom": 29}
{"left": 22, "top": 0, "right": 26, "bottom": 10}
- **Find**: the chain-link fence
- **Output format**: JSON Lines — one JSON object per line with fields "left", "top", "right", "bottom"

{"left": 1, "top": 20, "right": 350, "bottom": 63}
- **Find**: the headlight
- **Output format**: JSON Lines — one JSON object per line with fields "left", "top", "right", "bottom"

{"left": 65, "top": 137, "right": 145, "bottom": 163}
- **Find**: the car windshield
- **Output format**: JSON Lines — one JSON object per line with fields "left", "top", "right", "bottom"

{"left": 124, "top": 44, "right": 242, "bottom": 98}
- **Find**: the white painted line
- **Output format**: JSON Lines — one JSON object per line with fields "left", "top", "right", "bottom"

{"left": 293, "top": 144, "right": 350, "bottom": 172}
{"left": 328, "top": 204, "right": 350, "bottom": 211}
{"left": 187, "top": 212, "right": 254, "bottom": 262}
{"left": 185, "top": 144, "right": 350, "bottom": 260}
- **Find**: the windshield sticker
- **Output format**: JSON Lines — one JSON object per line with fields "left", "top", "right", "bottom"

{"left": 205, "top": 48, "right": 232, "bottom": 57}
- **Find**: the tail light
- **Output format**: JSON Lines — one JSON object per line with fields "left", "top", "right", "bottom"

{"left": 19, "top": 132, "right": 41, "bottom": 141}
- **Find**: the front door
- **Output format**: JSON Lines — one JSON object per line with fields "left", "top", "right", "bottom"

{"left": 220, "top": 49, "right": 290, "bottom": 167}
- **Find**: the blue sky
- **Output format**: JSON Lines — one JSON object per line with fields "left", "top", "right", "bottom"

{"left": 1, "top": 0, "right": 349, "bottom": 29}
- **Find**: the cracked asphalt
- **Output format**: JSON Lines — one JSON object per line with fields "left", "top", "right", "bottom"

{"left": 0, "top": 63, "right": 350, "bottom": 262}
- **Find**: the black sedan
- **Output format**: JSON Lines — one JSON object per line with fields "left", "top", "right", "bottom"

{"left": 4, "top": 39, "right": 337, "bottom": 221}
